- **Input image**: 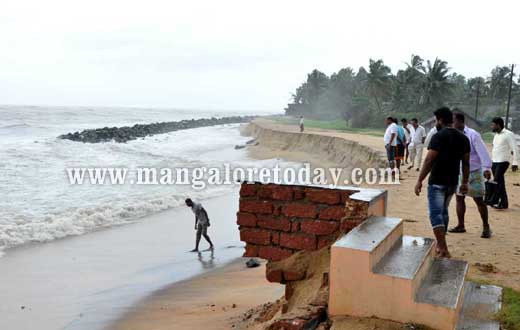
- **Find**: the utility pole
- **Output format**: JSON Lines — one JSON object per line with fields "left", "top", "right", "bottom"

{"left": 505, "top": 63, "right": 515, "bottom": 129}
{"left": 474, "top": 79, "right": 481, "bottom": 119}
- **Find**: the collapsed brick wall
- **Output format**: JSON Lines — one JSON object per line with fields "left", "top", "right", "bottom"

{"left": 236, "top": 182, "right": 386, "bottom": 330}
{"left": 237, "top": 182, "right": 374, "bottom": 267}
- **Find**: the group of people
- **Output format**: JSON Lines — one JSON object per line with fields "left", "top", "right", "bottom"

{"left": 187, "top": 110, "right": 518, "bottom": 257}
{"left": 384, "top": 117, "right": 428, "bottom": 173}
{"left": 384, "top": 107, "right": 518, "bottom": 258}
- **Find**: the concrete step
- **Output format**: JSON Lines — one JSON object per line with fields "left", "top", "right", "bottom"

{"left": 415, "top": 258, "right": 468, "bottom": 309}
{"left": 332, "top": 216, "right": 403, "bottom": 268}
{"left": 456, "top": 282, "right": 502, "bottom": 330}
{"left": 373, "top": 236, "right": 435, "bottom": 280}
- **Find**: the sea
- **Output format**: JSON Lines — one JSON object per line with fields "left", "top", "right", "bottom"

{"left": 0, "top": 105, "right": 294, "bottom": 330}
{"left": 0, "top": 105, "right": 280, "bottom": 257}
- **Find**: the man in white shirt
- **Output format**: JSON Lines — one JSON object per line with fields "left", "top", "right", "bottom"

{"left": 299, "top": 116, "right": 304, "bottom": 132}
{"left": 489, "top": 117, "right": 518, "bottom": 209}
{"left": 401, "top": 118, "right": 414, "bottom": 164}
{"left": 384, "top": 116, "right": 398, "bottom": 169}
{"left": 407, "top": 118, "right": 427, "bottom": 171}
{"left": 424, "top": 126, "right": 437, "bottom": 149}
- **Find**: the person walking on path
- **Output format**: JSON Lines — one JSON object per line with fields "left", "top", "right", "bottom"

{"left": 299, "top": 116, "right": 304, "bottom": 132}
{"left": 384, "top": 117, "right": 398, "bottom": 171}
{"left": 489, "top": 117, "right": 518, "bottom": 209}
{"left": 395, "top": 118, "right": 406, "bottom": 173}
{"left": 448, "top": 112, "right": 493, "bottom": 238}
{"left": 407, "top": 118, "right": 426, "bottom": 171}
{"left": 185, "top": 198, "right": 214, "bottom": 252}
{"left": 415, "top": 107, "right": 470, "bottom": 258}
{"left": 401, "top": 118, "right": 414, "bottom": 164}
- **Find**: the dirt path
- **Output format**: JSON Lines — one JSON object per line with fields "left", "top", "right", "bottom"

{"left": 250, "top": 119, "right": 520, "bottom": 290}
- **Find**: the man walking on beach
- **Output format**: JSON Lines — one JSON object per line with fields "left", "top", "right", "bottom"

{"left": 489, "top": 117, "right": 518, "bottom": 209}
{"left": 407, "top": 118, "right": 426, "bottom": 171}
{"left": 299, "top": 116, "right": 305, "bottom": 132}
{"left": 384, "top": 117, "right": 398, "bottom": 171}
{"left": 448, "top": 112, "right": 493, "bottom": 238}
{"left": 415, "top": 107, "right": 470, "bottom": 258}
{"left": 185, "top": 198, "right": 214, "bottom": 252}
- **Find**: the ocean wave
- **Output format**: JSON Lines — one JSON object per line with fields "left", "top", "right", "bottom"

{"left": 0, "top": 186, "right": 236, "bottom": 257}
{"left": 0, "top": 123, "right": 31, "bottom": 129}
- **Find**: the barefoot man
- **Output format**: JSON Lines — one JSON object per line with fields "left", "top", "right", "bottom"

{"left": 185, "top": 198, "right": 214, "bottom": 252}
{"left": 414, "top": 107, "right": 470, "bottom": 258}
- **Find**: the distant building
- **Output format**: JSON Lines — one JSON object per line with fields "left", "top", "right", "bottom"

{"left": 421, "top": 111, "right": 483, "bottom": 133}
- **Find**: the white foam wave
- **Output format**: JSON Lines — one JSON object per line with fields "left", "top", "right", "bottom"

{"left": 0, "top": 186, "right": 235, "bottom": 253}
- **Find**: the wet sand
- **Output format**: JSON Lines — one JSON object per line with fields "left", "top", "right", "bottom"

{"left": 0, "top": 192, "right": 242, "bottom": 330}
{"left": 110, "top": 259, "right": 283, "bottom": 330}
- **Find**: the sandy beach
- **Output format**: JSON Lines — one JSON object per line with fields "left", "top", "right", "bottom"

{"left": 0, "top": 192, "right": 244, "bottom": 330}
{"left": 109, "top": 118, "right": 520, "bottom": 329}
{"left": 110, "top": 259, "right": 283, "bottom": 330}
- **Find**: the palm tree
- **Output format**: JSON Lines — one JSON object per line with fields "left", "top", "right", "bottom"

{"left": 306, "top": 69, "right": 329, "bottom": 106}
{"left": 488, "top": 66, "right": 512, "bottom": 100}
{"left": 422, "top": 58, "right": 453, "bottom": 107}
{"left": 392, "top": 55, "right": 426, "bottom": 111}
{"left": 406, "top": 54, "right": 425, "bottom": 73}
{"left": 366, "top": 59, "right": 392, "bottom": 111}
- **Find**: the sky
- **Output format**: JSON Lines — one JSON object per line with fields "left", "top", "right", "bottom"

{"left": 1, "top": 0, "right": 519, "bottom": 112}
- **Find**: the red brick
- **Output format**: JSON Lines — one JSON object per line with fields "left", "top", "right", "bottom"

{"left": 293, "top": 188, "right": 305, "bottom": 200}
{"left": 282, "top": 203, "right": 317, "bottom": 218}
{"left": 305, "top": 188, "right": 340, "bottom": 205}
{"left": 280, "top": 233, "right": 317, "bottom": 251}
{"left": 236, "top": 212, "right": 257, "bottom": 227}
{"left": 271, "top": 186, "right": 293, "bottom": 201}
{"left": 240, "top": 228, "right": 271, "bottom": 245}
{"left": 266, "top": 269, "right": 283, "bottom": 283}
{"left": 273, "top": 204, "right": 282, "bottom": 215}
{"left": 240, "top": 183, "right": 257, "bottom": 197}
{"left": 258, "top": 185, "right": 273, "bottom": 199}
{"left": 290, "top": 221, "right": 300, "bottom": 232}
{"left": 271, "top": 232, "right": 280, "bottom": 245}
{"left": 284, "top": 270, "right": 306, "bottom": 281}
{"left": 317, "top": 235, "right": 337, "bottom": 249}
{"left": 340, "top": 219, "right": 363, "bottom": 232}
{"left": 257, "top": 215, "right": 291, "bottom": 232}
{"left": 240, "top": 200, "right": 273, "bottom": 214}
{"left": 259, "top": 246, "right": 293, "bottom": 261}
{"left": 319, "top": 206, "right": 346, "bottom": 221}
{"left": 340, "top": 190, "right": 353, "bottom": 203}
{"left": 300, "top": 220, "right": 339, "bottom": 235}
{"left": 243, "top": 244, "right": 259, "bottom": 257}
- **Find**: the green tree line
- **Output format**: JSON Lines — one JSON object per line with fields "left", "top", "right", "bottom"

{"left": 289, "top": 55, "right": 519, "bottom": 129}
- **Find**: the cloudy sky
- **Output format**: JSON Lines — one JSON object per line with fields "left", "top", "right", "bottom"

{"left": 1, "top": 0, "right": 518, "bottom": 112}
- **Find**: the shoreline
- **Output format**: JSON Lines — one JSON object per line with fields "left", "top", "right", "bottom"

{"left": 0, "top": 192, "right": 244, "bottom": 330}
{"left": 108, "top": 118, "right": 520, "bottom": 330}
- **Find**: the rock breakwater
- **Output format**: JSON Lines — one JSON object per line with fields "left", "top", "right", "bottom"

{"left": 58, "top": 116, "right": 256, "bottom": 143}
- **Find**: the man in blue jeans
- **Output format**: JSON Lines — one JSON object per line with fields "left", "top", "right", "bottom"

{"left": 414, "top": 107, "right": 470, "bottom": 258}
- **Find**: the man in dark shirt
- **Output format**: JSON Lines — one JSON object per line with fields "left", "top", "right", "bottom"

{"left": 414, "top": 107, "right": 470, "bottom": 258}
